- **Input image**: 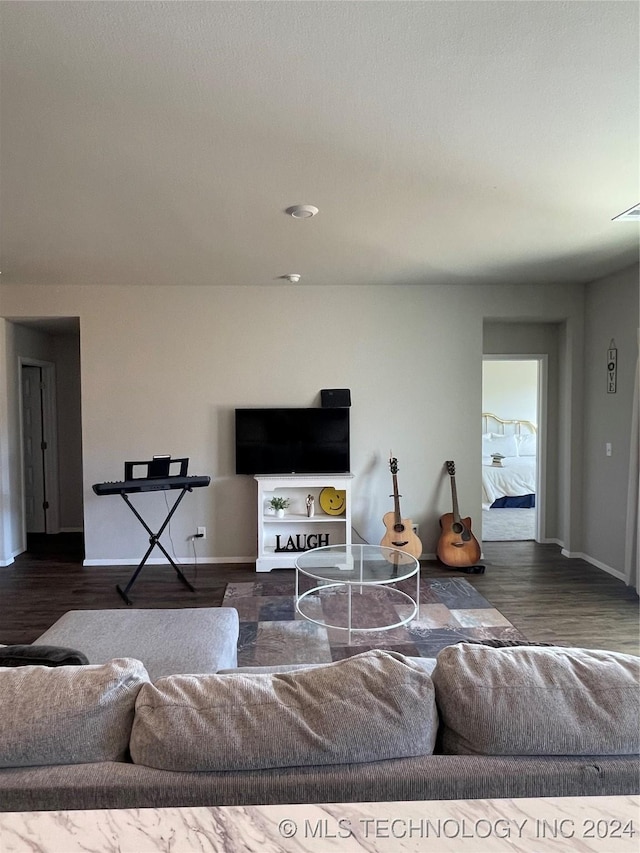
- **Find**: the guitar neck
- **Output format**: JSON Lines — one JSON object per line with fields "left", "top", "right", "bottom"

{"left": 450, "top": 474, "right": 462, "bottom": 524}
{"left": 391, "top": 472, "right": 402, "bottom": 523}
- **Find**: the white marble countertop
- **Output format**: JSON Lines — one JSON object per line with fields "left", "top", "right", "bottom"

{"left": 1, "top": 796, "right": 638, "bottom": 853}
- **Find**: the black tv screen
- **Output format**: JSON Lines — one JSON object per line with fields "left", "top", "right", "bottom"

{"left": 235, "top": 408, "right": 350, "bottom": 475}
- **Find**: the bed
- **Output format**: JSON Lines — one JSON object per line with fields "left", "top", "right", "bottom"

{"left": 481, "top": 413, "right": 537, "bottom": 510}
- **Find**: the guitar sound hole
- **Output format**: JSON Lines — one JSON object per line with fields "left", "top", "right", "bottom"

{"left": 452, "top": 522, "right": 463, "bottom": 534}
{"left": 394, "top": 523, "right": 405, "bottom": 533}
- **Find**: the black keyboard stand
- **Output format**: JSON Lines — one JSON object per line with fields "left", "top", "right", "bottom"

{"left": 116, "top": 487, "right": 196, "bottom": 605}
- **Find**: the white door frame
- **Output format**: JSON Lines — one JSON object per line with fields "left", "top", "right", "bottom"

{"left": 18, "top": 357, "right": 60, "bottom": 544}
{"left": 482, "top": 354, "right": 548, "bottom": 541}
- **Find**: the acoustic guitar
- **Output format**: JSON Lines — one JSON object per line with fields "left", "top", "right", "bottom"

{"left": 380, "top": 455, "right": 422, "bottom": 564}
{"left": 437, "top": 460, "right": 482, "bottom": 568}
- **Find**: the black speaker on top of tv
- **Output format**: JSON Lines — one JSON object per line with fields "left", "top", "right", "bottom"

{"left": 321, "top": 388, "right": 351, "bottom": 408}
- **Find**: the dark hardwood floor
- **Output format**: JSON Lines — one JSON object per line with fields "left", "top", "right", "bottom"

{"left": 1, "top": 534, "right": 638, "bottom": 655}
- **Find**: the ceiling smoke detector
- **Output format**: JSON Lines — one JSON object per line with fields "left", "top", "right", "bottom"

{"left": 283, "top": 273, "right": 301, "bottom": 283}
{"left": 285, "top": 204, "right": 319, "bottom": 219}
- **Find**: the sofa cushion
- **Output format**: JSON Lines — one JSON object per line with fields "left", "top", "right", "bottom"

{"left": 432, "top": 643, "right": 640, "bottom": 756}
{"left": 461, "top": 639, "right": 554, "bottom": 648}
{"left": 0, "top": 658, "right": 149, "bottom": 768}
{"left": 0, "top": 644, "right": 89, "bottom": 667}
{"left": 216, "top": 662, "right": 328, "bottom": 674}
{"left": 218, "top": 656, "right": 438, "bottom": 677}
{"left": 130, "top": 649, "right": 438, "bottom": 771}
{"left": 34, "top": 607, "right": 239, "bottom": 679}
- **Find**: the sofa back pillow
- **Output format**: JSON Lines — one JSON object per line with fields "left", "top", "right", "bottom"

{"left": 0, "top": 658, "right": 149, "bottom": 767}
{"left": 130, "top": 649, "right": 438, "bottom": 771}
{"left": 432, "top": 643, "right": 640, "bottom": 756}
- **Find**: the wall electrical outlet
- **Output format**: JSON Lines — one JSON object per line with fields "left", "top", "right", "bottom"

{"left": 412, "top": 523, "right": 419, "bottom": 536}
{"left": 605, "top": 443, "right": 612, "bottom": 457}
{"left": 197, "top": 526, "right": 206, "bottom": 539}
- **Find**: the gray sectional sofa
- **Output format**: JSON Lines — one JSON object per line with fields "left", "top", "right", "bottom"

{"left": 0, "top": 636, "right": 638, "bottom": 812}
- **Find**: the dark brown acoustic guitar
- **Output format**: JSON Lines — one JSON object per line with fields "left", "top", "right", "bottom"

{"left": 380, "top": 455, "right": 422, "bottom": 563}
{"left": 437, "top": 460, "right": 482, "bottom": 568}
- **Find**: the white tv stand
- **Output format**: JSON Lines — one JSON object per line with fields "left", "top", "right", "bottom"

{"left": 255, "top": 474, "right": 353, "bottom": 573}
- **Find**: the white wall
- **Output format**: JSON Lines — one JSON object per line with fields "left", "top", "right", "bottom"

{"left": 53, "top": 333, "right": 83, "bottom": 531}
{"left": 0, "top": 281, "right": 588, "bottom": 566}
{"left": 482, "top": 360, "right": 538, "bottom": 424}
{"left": 581, "top": 264, "right": 639, "bottom": 577}
{"left": 0, "top": 322, "right": 13, "bottom": 562}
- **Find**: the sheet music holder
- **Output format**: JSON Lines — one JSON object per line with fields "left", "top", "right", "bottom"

{"left": 124, "top": 456, "right": 189, "bottom": 480}
{"left": 92, "top": 456, "right": 210, "bottom": 605}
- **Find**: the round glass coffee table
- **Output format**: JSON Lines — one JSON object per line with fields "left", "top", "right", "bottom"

{"left": 295, "top": 544, "right": 420, "bottom": 643}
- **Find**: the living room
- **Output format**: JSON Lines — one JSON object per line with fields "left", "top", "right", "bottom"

{"left": 0, "top": 2, "right": 638, "bottom": 583}
{"left": 0, "top": 1, "right": 638, "bottom": 841}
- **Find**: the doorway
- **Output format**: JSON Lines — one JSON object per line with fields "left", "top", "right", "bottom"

{"left": 482, "top": 357, "right": 544, "bottom": 541}
{"left": 0, "top": 318, "right": 83, "bottom": 565}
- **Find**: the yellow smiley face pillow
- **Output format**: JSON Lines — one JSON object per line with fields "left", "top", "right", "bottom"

{"left": 319, "top": 487, "right": 346, "bottom": 516}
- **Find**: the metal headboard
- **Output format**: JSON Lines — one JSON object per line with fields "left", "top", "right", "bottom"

{"left": 482, "top": 412, "right": 537, "bottom": 435}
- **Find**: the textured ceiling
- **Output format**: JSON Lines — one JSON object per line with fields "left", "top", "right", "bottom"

{"left": 0, "top": 1, "right": 638, "bottom": 288}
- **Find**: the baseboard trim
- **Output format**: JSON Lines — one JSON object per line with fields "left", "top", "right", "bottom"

{"left": 0, "top": 545, "right": 24, "bottom": 566}
{"left": 82, "top": 549, "right": 628, "bottom": 582}
{"left": 561, "top": 549, "right": 626, "bottom": 581}
{"left": 83, "top": 556, "right": 256, "bottom": 567}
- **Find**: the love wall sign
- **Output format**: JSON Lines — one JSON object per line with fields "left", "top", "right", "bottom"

{"left": 607, "top": 340, "right": 617, "bottom": 394}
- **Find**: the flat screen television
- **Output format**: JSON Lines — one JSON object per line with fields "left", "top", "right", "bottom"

{"left": 235, "top": 408, "right": 350, "bottom": 475}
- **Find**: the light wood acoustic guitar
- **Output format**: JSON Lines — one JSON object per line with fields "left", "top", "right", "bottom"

{"left": 436, "top": 460, "right": 482, "bottom": 568}
{"left": 380, "top": 455, "right": 422, "bottom": 565}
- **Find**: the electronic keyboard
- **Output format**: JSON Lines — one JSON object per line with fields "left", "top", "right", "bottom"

{"left": 93, "top": 475, "right": 210, "bottom": 495}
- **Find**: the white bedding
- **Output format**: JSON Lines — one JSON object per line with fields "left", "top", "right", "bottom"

{"left": 482, "top": 456, "right": 536, "bottom": 509}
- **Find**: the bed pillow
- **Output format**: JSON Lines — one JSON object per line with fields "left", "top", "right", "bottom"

{"left": 516, "top": 433, "right": 537, "bottom": 456}
{"left": 432, "top": 643, "right": 640, "bottom": 756}
{"left": 482, "top": 433, "right": 518, "bottom": 458}
{"left": 130, "top": 649, "right": 438, "bottom": 771}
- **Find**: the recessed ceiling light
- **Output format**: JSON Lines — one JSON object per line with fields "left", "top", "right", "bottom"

{"left": 612, "top": 203, "right": 640, "bottom": 221}
{"left": 285, "top": 204, "right": 319, "bottom": 219}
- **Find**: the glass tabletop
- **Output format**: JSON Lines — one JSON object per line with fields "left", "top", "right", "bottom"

{"left": 295, "top": 543, "right": 419, "bottom": 584}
